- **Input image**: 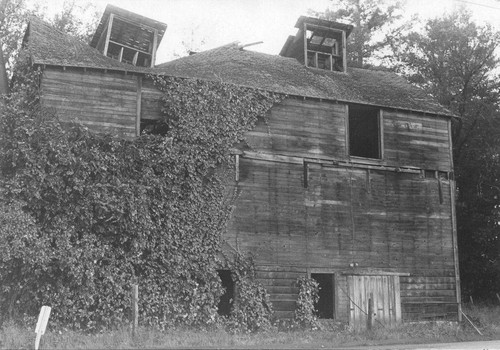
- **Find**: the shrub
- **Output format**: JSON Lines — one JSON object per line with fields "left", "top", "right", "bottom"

{"left": 294, "top": 276, "right": 319, "bottom": 329}
{"left": 225, "top": 255, "right": 274, "bottom": 333}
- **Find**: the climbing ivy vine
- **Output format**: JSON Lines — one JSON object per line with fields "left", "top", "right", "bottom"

{"left": 294, "top": 276, "right": 320, "bottom": 329}
{"left": 0, "top": 55, "right": 284, "bottom": 331}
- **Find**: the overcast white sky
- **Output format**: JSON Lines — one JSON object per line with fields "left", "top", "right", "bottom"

{"left": 31, "top": 0, "right": 500, "bottom": 65}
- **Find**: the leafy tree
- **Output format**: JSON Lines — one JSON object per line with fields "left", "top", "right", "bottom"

{"left": 392, "top": 11, "right": 500, "bottom": 301}
{"left": 0, "top": 0, "right": 32, "bottom": 82}
{"left": 312, "top": 0, "right": 404, "bottom": 66}
{"left": 0, "top": 0, "right": 98, "bottom": 81}
{"left": 50, "top": 0, "right": 99, "bottom": 43}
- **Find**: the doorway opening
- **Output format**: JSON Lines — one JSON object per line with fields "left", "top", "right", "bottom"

{"left": 217, "top": 270, "right": 234, "bottom": 316}
{"left": 311, "top": 273, "right": 335, "bottom": 319}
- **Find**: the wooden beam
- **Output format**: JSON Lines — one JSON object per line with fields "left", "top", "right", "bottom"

{"left": 95, "top": 16, "right": 110, "bottom": 52}
{"left": 242, "top": 151, "right": 422, "bottom": 174}
{"left": 132, "top": 51, "right": 138, "bottom": 66}
{"left": 108, "top": 39, "right": 151, "bottom": 55}
{"left": 135, "top": 76, "right": 142, "bottom": 137}
{"left": 118, "top": 46, "right": 124, "bottom": 62}
{"left": 342, "top": 29, "right": 347, "bottom": 72}
{"left": 303, "top": 161, "right": 309, "bottom": 188}
{"left": 379, "top": 110, "right": 385, "bottom": 159}
{"left": 448, "top": 119, "right": 462, "bottom": 322}
{"left": 366, "top": 169, "right": 371, "bottom": 193}
{"left": 103, "top": 13, "right": 114, "bottom": 57}
{"left": 438, "top": 178, "right": 444, "bottom": 204}
{"left": 151, "top": 28, "right": 158, "bottom": 67}
{"left": 303, "top": 23, "right": 308, "bottom": 67}
{"left": 341, "top": 270, "right": 410, "bottom": 276}
{"left": 334, "top": 273, "right": 340, "bottom": 321}
{"left": 345, "top": 104, "right": 350, "bottom": 157}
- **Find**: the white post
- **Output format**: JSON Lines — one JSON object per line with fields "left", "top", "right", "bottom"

{"left": 35, "top": 306, "right": 51, "bottom": 350}
{"left": 132, "top": 284, "right": 138, "bottom": 337}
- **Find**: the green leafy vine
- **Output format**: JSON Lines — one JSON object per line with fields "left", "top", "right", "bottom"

{"left": 0, "top": 60, "right": 284, "bottom": 331}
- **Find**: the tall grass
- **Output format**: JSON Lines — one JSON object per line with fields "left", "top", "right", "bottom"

{"left": 2, "top": 304, "right": 499, "bottom": 349}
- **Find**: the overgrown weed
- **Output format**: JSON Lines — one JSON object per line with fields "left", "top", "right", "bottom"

{"left": 2, "top": 303, "right": 499, "bottom": 349}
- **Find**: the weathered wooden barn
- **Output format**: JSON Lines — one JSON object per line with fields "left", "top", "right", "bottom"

{"left": 22, "top": 5, "right": 461, "bottom": 328}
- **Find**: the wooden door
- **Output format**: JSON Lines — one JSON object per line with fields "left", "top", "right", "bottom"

{"left": 347, "top": 275, "right": 401, "bottom": 329}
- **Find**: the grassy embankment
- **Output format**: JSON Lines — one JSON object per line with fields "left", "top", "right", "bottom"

{"left": 1, "top": 304, "right": 499, "bottom": 349}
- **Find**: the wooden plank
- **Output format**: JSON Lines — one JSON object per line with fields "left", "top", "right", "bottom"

{"left": 103, "top": 13, "right": 114, "bottom": 57}
{"left": 342, "top": 29, "right": 346, "bottom": 72}
{"left": 401, "top": 290, "right": 456, "bottom": 298}
{"left": 342, "top": 270, "right": 410, "bottom": 276}
{"left": 151, "top": 28, "right": 158, "bottom": 67}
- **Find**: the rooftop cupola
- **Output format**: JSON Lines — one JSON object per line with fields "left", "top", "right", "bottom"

{"left": 280, "top": 16, "right": 353, "bottom": 73}
{"left": 90, "top": 4, "right": 167, "bottom": 68}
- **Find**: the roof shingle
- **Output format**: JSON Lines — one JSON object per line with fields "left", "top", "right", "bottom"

{"left": 156, "top": 45, "right": 452, "bottom": 116}
{"left": 25, "top": 17, "right": 452, "bottom": 117}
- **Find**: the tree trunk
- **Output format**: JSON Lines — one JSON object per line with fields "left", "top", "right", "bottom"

{"left": 0, "top": 0, "right": 10, "bottom": 95}
{"left": 0, "top": 45, "right": 9, "bottom": 95}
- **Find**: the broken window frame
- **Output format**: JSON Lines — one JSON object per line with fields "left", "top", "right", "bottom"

{"left": 303, "top": 23, "right": 347, "bottom": 72}
{"left": 100, "top": 14, "right": 159, "bottom": 68}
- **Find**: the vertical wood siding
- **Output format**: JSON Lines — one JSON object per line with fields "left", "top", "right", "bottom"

{"left": 347, "top": 275, "right": 401, "bottom": 329}
{"left": 140, "top": 78, "right": 164, "bottom": 121}
{"left": 246, "top": 98, "right": 452, "bottom": 171}
{"left": 41, "top": 69, "right": 138, "bottom": 139}
{"left": 226, "top": 152, "right": 456, "bottom": 320}
{"left": 245, "top": 98, "right": 347, "bottom": 158}
{"left": 383, "top": 110, "right": 452, "bottom": 171}
{"left": 226, "top": 97, "right": 457, "bottom": 322}
{"left": 40, "top": 74, "right": 458, "bottom": 322}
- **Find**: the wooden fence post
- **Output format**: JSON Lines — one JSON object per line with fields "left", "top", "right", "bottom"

{"left": 367, "top": 293, "right": 374, "bottom": 331}
{"left": 131, "top": 284, "right": 138, "bottom": 337}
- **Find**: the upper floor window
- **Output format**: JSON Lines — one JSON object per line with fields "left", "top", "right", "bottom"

{"left": 348, "top": 105, "right": 381, "bottom": 159}
{"left": 90, "top": 5, "right": 167, "bottom": 68}
{"left": 279, "top": 17, "right": 353, "bottom": 73}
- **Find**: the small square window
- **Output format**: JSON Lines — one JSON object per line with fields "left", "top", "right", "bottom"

{"left": 348, "top": 105, "right": 381, "bottom": 159}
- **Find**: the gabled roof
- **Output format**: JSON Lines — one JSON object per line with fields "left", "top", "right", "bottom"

{"left": 156, "top": 44, "right": 452, "bottom": 117}
{"left": 25, "top": 16, "right": 151, "bottom": 73}
{"left": 25, "top": 17, "right": 452, "bottom": 117}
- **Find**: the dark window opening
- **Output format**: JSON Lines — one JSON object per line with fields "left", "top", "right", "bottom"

{"left": 217, "top": 270, "right": 234, "bottom": 316}
{"left": 136, "top": 52, "right": 151, "bottom": 67}
{"left": 348, "top": 105, "right": 380, "bottom": 159}
{"left": 311, "top": 273, "right": 335, "bottom": 319}
{"left": 305, "top": 28, "right": 344, "bottom": 72}
{"left": 121, "top": 47, "right": 136, "bottom": 65}
{"left": 424, "top": 170, "right": 436, "bottom": 179}
{"left": 438, "top": 171, "right": 449, "bottom": 180}
{"left": 140, "top": 119, "right": 169, "bottom": 136}
{"left": 106, "top": 42, "right": 121, "bottom": 60}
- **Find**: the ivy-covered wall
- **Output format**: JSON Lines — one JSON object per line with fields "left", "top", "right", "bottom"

{"left": 0, "top": 58, "right": 284, "bottom": 330}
